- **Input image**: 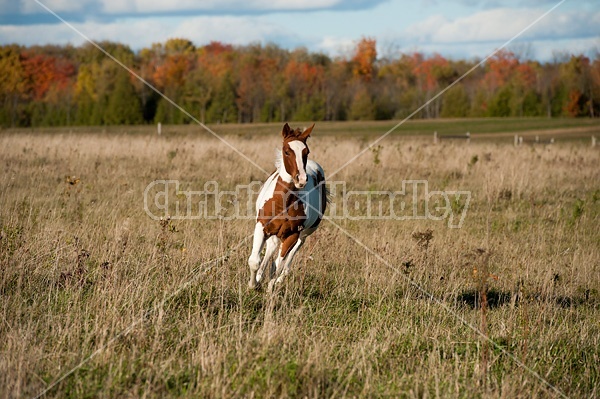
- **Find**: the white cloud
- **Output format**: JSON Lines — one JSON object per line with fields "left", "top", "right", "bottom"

{"left": 315, "top": 36, "right": 355, "bottom": 57}
{"left": 405, "top": 8, "right": 600, "bottom": 44}
{"left": 108, "top": 0, "right": 342, "bottom": 14}
{"left": 393, "top": 36, "right": 600, "bottom": 61}
{"left": 3, "top": 0, "right": 377, "bottom": 18}
{"left": 424, "top": 0, "right": 596, "bottom": 8}
{"left": 0, "top": 15, "right": 296, "bottom": 50}
{"left": 0, "top": 20, "right": 158, "bottom": 47}
{"left": 171, "top": 16, "right": 290, "bottom": 46}
{"left": 20, "top": 0, "right": 95, "bottom": 14}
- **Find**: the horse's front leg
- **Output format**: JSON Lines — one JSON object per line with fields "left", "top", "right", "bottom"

{"left": 248, "top": 222, "right": 266, "bottom": 289}
{"left": 268, "top": 233, "right": 303, "bottom": 292}
{"left": 257, "top": 236, "right": 279, "bottom": 284}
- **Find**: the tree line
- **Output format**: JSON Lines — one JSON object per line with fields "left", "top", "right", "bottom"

{"left": 0, "top": 38, "right": 598, "bottom": 128}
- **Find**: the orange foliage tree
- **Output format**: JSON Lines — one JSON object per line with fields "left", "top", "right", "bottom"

{"left": 352, "top": 37, "right": 377, "bottom": 81}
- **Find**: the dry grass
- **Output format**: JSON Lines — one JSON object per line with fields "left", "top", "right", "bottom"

{"left": 1, "top": 126, "right": 599, "bottom": 398}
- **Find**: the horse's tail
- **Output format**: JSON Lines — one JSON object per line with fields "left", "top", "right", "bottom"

{"left": 316, "top": 168, "right": 329, "bottom": 215}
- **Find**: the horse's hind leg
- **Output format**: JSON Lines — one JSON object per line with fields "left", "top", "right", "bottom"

{"left": 257, "top": 236, "right": 279, "bottom": 285}
{"left": 248, "top": 222, "right": 265, "bottom": 289}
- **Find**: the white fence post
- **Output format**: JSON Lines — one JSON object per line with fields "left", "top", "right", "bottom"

{"left": 157, "top": 122, "right": 162, "bottom": 136}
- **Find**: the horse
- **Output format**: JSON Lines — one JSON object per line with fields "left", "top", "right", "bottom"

{"left": 248, "top": 122, "right": 327, "bottom": 291}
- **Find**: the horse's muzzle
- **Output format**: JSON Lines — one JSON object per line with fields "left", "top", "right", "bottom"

{"left": 294, "top": 174, "right": 307, "bottom": 189}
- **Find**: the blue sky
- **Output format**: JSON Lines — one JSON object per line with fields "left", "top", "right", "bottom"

{"left": 0, "top": 0, "right": 598, "bottom": 61}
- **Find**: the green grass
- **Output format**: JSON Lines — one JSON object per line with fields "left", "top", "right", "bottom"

{"left": 7, "top": 117, "right": 599, "bottom": 140}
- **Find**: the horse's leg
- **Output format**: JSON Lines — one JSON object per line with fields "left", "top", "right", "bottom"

{"left": 275, "top": 237, "right": 304, "bottom": 284}
{"left": 268, "top": 233, "right": 301, "bottom": 292}
{"left": 257, "top": 236, "right": 279, "bottom": 284}
{"left": 248, "top": 222, "right": 266, "bottom": 289}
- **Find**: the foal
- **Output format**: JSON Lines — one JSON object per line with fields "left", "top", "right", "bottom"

{"left": 248, "top": 123, "right": 327, "bottom": 291}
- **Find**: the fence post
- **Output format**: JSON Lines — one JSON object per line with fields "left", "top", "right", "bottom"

{"left": 593, "top": 136, "right": 597, "bottom": 148}
{"left": 433, "top": 131, "right": 438, "bottom": 144}
{"left": 466, "top": 131, "right": 470, "bottom": 144}
{"left": 514, "top": 135, "right": 519, "bottom": 146}
{"left": 157, "top": 122, "right": 162, "bottom": 136}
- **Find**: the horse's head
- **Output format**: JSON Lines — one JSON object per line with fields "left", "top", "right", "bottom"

{"left": 281, "top": 122, "right": 314, "bottom": 189}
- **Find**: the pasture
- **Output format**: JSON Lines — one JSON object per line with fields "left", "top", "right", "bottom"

{"left": 1, "top": 119, "right": 599, "bottom": 398}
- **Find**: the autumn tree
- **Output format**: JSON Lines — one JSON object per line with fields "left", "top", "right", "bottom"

{"left": 152, "top": 38, "right": 196, "bottom": 124}
{"left": 74, "top": 64, "right": 97, "bottom": 124}
{"left": 483, "top": 50, "right": 519, "bottom": 91}
{"left": 21, "top": 47, "right": 76, "bottom": 126}
{"left": 412, "top": 53, "right": 454, "bottom": 118}
{"left": 378, "top": 53, "right": 419, "bottom": 118}
{"left": 323, "top": 59, "right": 351, "bottom": 120}
{"left": 283, "top": 49, "right": 327, "bottom": 121}
{"left": 1, "top": 40, "right": 599, "bottom": 127}
{"left": 352, "top": 37, "right": 377, "bottom": 81}
{"left": 590, "top": 55, "right": 600, "bottom": 117}
{"left": 0, "top": 45, "right": 26, "bottom": 126}
{"left": 197, "top": 42, "right": 238, "bottom": 123}
{"left": 560, "top": 55, "right": 594, "bottom": 117}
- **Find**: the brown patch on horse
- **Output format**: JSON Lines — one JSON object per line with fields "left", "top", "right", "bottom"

{"left": 258, "top": 176, "right": 306, "bottom": 258}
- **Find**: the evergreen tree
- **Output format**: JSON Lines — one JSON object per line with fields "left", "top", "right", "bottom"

{"left": 441, "top": 84, "right": 469, "bottom": 117}
{"left": 487, "top": 86, "right": 513, "bottom": 117}
{"left": 349, "top": 85, "right": 375, "bottom": 120}
{"left": 293, "top": 95, "right": 325, "bottom": 121}
{"left": 207, "top": 74, "right": 238, "bottom": 124}
{"left": 105, "top": 70, "right": 143, "bottom": 125}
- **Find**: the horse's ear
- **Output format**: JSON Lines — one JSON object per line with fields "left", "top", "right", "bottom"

{"left": 282, "top": 123, "right": 291, "bottom": 138}
{"left": 300, "top": 123, "right": 315, "bottom": 140}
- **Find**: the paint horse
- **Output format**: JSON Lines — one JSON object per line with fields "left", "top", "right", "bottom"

{"left": 248, "top": 123, "right": 327, "bottom": 291}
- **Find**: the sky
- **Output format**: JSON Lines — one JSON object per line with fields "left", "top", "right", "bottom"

{"left": 0, "top": 0, "right": 598, "bottom": 61}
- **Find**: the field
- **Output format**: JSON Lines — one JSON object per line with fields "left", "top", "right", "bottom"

{"left": 1, "top": 119, "right": 599, "bottom": 398}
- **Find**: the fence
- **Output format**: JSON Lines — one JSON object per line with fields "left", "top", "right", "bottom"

{"left": 433, "top": 131, "right": 470, "bottom": 144}
{"left": 433, "top": 131, "right": 597, "bottom": 147}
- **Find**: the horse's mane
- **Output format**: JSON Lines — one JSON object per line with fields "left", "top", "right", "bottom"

{"left": 274, "top": 149, "right": 282, "bottom": 170}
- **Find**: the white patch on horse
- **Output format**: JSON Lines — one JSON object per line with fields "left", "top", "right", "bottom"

{"left": 274, "top": 150, "right": 293, "bottom": 184}
{"left": 255, "top": 171, "right": 279, "bottom": 216}
{"left": 247, "top": 222, "right": 265, "bottom": 289}
{"left": 288, "top": 140, "right": 307, "bottom": 187}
